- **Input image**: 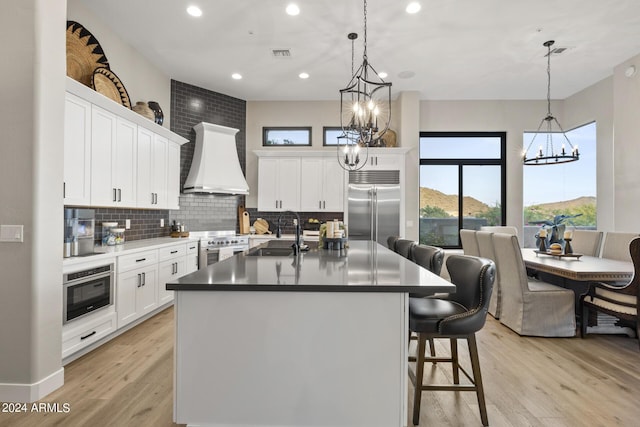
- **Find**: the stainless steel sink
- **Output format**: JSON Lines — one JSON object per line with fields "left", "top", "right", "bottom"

{"left": 246, "top": 247, "right": 294, "bottom": 257}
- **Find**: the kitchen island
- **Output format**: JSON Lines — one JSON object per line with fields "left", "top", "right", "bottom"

{"left": 167, "top": 241, "right": 454, "bottom": 427}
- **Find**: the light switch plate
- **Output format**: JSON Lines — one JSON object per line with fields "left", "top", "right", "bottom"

{"left": 125, "top": 219, "right": 131, "bottom": 229}
{"left": 160, "top": 218, "right": 165, "bottom": 227}
{"left": 0, "top": 225, "right": 24, "bottom": 242}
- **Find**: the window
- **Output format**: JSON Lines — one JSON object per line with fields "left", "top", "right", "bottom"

{"left": 323, "top": 127, "right": 345, "bottom": 146}
{"left": 262, "top": 127, "right": 311, "bottom": 146}
{"left": 419, "top": 132, "right": 506, "bottom": 248}
{"left": 522, "top": 122, "right": 597, "bottom": 248}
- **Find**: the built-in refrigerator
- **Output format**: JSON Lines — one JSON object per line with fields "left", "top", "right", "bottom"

{"left": 347, "top": 170, "right": 401, "bottom": 245}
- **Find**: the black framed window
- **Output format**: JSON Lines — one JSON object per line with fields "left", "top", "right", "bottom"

{"left": 262, "top": 127, "right": 311, "bottom": 146}
{"left": 419, "top": 132, "right": 506, "bottom": 249}
{"left": 323, "top": 127, "right": 346, "bottom": 146}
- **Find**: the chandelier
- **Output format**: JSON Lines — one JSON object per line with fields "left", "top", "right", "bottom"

{"left": 522, "top": 40, "right": 579, "bottom": 166}
{"left": 338, "top": 0, "right": 392, "bottom": 171}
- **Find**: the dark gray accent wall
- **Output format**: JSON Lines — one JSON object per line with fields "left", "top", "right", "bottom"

{"left": 169, "top": 80, "right": 247, "bottom": 232}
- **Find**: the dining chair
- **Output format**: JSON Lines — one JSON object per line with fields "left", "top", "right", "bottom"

{"left": 387, "top": 235, "right": 399, "bottom": 251}
{"left": 408, "top": 254, "right": 495, "bottom": 426}
{"left": 570, "top": 230, "right": 603, "bottom": 257}
{"left": 600, "top": 232, "right": 640, "bottom": 262}
{"left": 476, "top": 230, "right": 502, "bottom": 319}
{"left": 460, "top": 229, "right": 480, "bottom": 256}
{"left": 492, "top": 233, "right": 576, "bottom": 337}
{"left": 581, "top": 237, "right": 640, "bottom": 347}
{"left": 480, "top": 225, "right": 518, "bottom": 236}
{"left": 395, "top": 238, "right": 416, "bottom": 259}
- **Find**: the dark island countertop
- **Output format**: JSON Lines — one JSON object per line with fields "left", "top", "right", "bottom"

{"left": 167, "top": 240, "right": 454, "bottom": 296}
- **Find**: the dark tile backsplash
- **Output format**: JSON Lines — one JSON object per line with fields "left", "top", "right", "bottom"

{"left": 244, "top": 209, "right": 343, "bottom": 234}
{"left": 94, "top": 208, "right": 170, "bottom": 243}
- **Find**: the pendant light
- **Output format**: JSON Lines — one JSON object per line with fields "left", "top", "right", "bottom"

{"left": 522, "top": 40, "right": 579, "bottom": 165}
{"left": 338, "top": 0, "right": 392, "bottom": 171}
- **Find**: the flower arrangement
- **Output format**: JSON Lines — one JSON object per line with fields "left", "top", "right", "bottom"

{"left": 533, "top": 213, "right": 582, "bottom": 250}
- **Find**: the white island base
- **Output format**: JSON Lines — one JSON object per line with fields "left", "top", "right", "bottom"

{"left": 174, "top": 290, "right": 409, "bottom": 427}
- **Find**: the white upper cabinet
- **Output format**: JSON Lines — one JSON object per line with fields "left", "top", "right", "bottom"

{"left": 257, "top": 157, "right": 301, "bottom": 211}
{"left": 64, "top": 93, "right": 92, "bottom": 206}
{"left": 65, "top": 77, "right": 187, "bottom": 209}
{"left": 300, "top": 158, "right": 345, "bottom": 211}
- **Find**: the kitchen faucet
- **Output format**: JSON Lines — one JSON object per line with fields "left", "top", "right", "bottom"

{"left": 276, "top": 211, "right": 304, "bottom": 255}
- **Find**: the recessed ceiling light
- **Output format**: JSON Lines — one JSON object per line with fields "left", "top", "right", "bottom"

{"left": 378, "top": 71, "right": 388, "bottom": 79}
{"left": 231, "top": 73, "right": 242, "bottom": 80}
{"left": 299, "top": 72, "right": 309, "bottom": 79}
{"left": 406, "top": 2, "right": 421, "bottom": 14}
{"left": 286, "top": 4, "right": 300, "bottom": 16}
{"left": 186, "top": 5, "right": 202, "bottom": 17}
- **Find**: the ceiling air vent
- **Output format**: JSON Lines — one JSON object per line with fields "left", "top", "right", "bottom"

{"left": 272, "top": 49, "right": 292, "bottom": 58}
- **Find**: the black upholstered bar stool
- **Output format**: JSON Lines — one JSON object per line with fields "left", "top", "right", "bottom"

{"left": 394, "top": 238, "right": 416, "bottom": 259}
{"left": 387, "top": 235, "right": 399, "bottom": 251}
{"left": 408, "top": 255, "right": 495, "bottom": 426}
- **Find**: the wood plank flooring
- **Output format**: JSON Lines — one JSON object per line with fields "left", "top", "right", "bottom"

{"left": 1, "top": 306, "right": 639, "bottom": 426}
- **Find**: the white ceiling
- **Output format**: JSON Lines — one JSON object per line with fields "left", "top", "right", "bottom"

{"left": 81, "top": 0, "right": 640, "bottom": 101}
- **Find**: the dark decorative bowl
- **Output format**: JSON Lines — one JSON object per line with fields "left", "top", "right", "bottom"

{"left": 147, "top": 101, "right": 164, "bottom": 125}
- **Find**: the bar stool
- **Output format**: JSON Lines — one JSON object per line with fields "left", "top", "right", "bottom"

{"left": 395, "top": 238, "right": 416, "bottom": 259}
{"left": 408, "top": 255, "right": 495, "bottom": 426}
{"left": 387, "top": 235, "right": 399, "bottom": 251}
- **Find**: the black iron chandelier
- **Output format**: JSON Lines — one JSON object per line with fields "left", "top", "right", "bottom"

{"left": 522, "top": 40, "right": 579, "bottom": 166}
{"left": 338, "top": 0, "right": 392, "bottom": 171}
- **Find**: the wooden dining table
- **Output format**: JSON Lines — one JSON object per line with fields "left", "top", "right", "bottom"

{"left": 522, "top": 248, "right": 634, "bottom": 335}
{"left": 521, "top": 249, "right": 633, "bottom": 282}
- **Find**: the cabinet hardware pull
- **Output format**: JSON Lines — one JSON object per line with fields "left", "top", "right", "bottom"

{"left": 170, "top": 250, "right": 178, "bottom": 254}
{"left": 319, "top": 201, "right": 321, "bottom": 209}
{"left": 142, "top": 272, "right": 146, "bottom": 286}
{"left": 189, "top": 246, "right": 195, "bottom": 250}
{"left": 63, "top": 182, "right": 66, "bottom": 198}
{"left": 118, "top": 188, "right": 122, "bottom": 202}
{"left": 137, "top": 273, "right": 142, "bottom": 287}
{"left": 323, "top": 200, "right": 326, "bottom": 209}
{"left": 80, "top": 331, "right": 97, "bottom": 340}
{"left": 136, "top": 258, "right": 146, "bottom": 262}
{"left": 113, "top": 188, "right": 117, "bottom": 202}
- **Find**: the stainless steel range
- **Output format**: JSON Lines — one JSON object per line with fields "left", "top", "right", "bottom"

{"left": 190, "top": 230, "right": 250, "bottom": 267}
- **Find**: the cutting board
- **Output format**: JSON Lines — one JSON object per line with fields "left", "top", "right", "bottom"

{"left": 253, "top": 218, "right": 271, "bottom": 235}
{"left": 238, "top": 206, "right": 250, "bottom": 234}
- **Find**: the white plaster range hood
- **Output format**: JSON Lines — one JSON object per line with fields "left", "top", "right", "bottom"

{"left": 183, "top": 122, "right": 249, "bottom": 195}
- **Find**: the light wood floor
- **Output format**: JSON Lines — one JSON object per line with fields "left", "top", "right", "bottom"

{"left": 2, "top": 306, "right": 639, "bottom": 427}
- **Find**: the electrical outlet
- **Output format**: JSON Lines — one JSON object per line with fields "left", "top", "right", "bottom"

{"left": 125, "top": 219, "right": 131, "bottom": 229}
{"left": 160, "top": 218, "right": 165, "bottom": 227}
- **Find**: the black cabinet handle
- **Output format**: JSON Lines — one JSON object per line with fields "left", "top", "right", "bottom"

{"left": 142, "top": 272, "right": 146, "bottom": 286}
{"left": 136, "top": 258, "right": 146, "bottom": 262}
{"left": 137, "top": 273, "right": 142, "bottom": 287}
{"left": 80, "top": 331, "right": 97, "bottom": 340}
{"left": 113, "top": 188, "right": 117, "bottom": 202}
{"left": 170, "top": 250, "right": 178, "bottom": 254}
{"left": 118, "top": 188, "right": 122, "bottom": 202}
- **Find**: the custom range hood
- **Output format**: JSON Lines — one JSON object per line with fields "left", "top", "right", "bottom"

{"left": 183, "top": 122, "right": 249, "bottom": 195}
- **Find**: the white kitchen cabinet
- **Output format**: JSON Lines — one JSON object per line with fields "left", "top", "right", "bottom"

{"left": 117, "top": 249, "right": 159, "bottom": 328}
{"left": 157, "top": 243, "right": 187, "bottom": 305}
{"left": 257, "top": 157, "right": 300, "bottom": 211}
{"left": 90, "top": 106, "right": 138, "bottom": 207}
{"left": 185, "top": 242, "right": 199, "bottom": 274}
{"left": 137, "top": 129, "right": 168, "bottom": 209}
{"left": 64, "top": 93, "right": 92, "bottom": 206}
{"left": 300, "top": 158, "right": 345, "bottom": 211}
{"left": 62, "top": 308, "right": 117, "bottom": 359}
{"left": 362, "top": 153, "right": 403, "bottom": 170}
{"left": 167, "top": 142, "right": 181, "bottom": 210}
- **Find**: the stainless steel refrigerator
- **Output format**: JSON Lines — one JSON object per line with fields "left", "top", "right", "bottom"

{"left": 347, "top": 170, "right": 401, "bottom": 245}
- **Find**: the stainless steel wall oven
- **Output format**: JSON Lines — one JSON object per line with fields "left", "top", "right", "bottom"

{"left": 63, "top": 263, "right": 114, "bottom": 324}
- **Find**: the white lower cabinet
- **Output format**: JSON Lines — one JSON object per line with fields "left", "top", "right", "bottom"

{"left": 117, "top": 250, "right": 159, "bottom": 328}
{"left": 185, "top": 242, "right": 199, "bottom": 274}
{"left": 62, "top": 309, "right": 117, "bottom": 359}
{"left": 158, "top": 243, "right": 187, "bottom": 305}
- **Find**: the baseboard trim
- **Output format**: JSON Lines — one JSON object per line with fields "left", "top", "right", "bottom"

{"left": 0, "top": 367, "right": 65, "bottom": 403}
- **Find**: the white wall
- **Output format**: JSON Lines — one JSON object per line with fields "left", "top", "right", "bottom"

{"left": 67, "top": 0, "right": 171, "bottom": 126}
{"left": 563, "top": 77, "right": 614, "bottom": 232}
{"left": 0, "top": 0, "right": 65, "bottom": 401}
{"left": 612, "top": 54, "right": 640, "bottom": 231}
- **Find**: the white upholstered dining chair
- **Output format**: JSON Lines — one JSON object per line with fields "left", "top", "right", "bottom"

{"left": 460, "top": 229, "right": 480, "bottom": 256}
{"left": 492, "top": 233, "right": 576, "bottom": 337}
{"left": 570, "top": 230, "right": 603, "bottom": 257}
{"left": 600, "top": 232, "right": 640, "bottom": 262}
{"left": 476, "top": 230, "right": 502, "bottom": 318}
{"left": 480, "top": 225, "right": 518, "bottom": 236}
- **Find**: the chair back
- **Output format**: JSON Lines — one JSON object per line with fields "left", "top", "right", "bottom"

{"left": 570, "top": 230, "right": 603, "bottom": 257}
{"left": 601, "top": 232, "right": 640, "bottom": 262}
{"left": 480, "top": 226, "right": 518, "bottom": 236}
{"left": 440, "top": 255, "right": 495, "bottom": 334}
{"left": 412, "top": 244, "right": 445, "bottom": 276}
{"left": 387, "top": 235, "right": 399, "bottom": 251}
{"left": 491, "top": 233, "right": 528, "bottom": 306}
{"left": 460, "top": 229, "right": 480, "bottom": 256}
{"left": 476, "top": 231, "right": 496, "bottom": 261}
{"left": 395, "top": 239, "right": 416, "bottom": 259}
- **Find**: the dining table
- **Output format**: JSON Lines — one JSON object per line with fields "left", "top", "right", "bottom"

{"left": 521, "top": 248, "right": 634, "bottom": 335}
